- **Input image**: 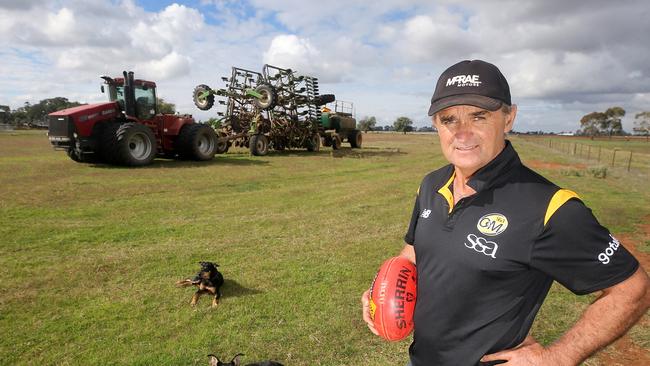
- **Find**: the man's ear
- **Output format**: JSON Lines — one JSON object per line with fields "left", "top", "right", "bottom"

{"left": 504, "top": 104, "right": 517, "bottom": 133}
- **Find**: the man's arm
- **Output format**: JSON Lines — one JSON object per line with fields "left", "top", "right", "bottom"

{"left": 481, "top": 266, "right": 650, "bottom": 365}
{"left": 361, "top": 244, "right": 415, "bottom": 335}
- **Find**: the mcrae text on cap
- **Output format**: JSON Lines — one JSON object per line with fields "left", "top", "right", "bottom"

{"left": 428, "top": 59, "right": 512, "bottom": 116}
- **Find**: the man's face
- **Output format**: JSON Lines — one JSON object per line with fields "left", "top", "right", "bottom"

{"left": 433, "top": 104, "right": 516, "bottom": 176}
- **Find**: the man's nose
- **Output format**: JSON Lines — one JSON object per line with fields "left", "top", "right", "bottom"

{"left": 453, "top": 119, "right": 475, "bottom": 135}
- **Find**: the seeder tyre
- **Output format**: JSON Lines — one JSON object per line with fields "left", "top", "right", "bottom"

{"left": 331, "top": 134, "right": 342, "bottom": 150}
{"left": 250, "top": 134, "right": 269, "bottom": 156}
{"left": 193, "top": 84, "right": 215, "bottom": 111}
{"left": 306, "top": 133, "right": 320, "bottom": 152}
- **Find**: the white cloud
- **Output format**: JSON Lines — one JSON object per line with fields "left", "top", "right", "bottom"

{"left": 1, "top": 0, "right": 649, "bottom": 132}
{"left": 136, "top": 52, "right": 192, "bottom": 80}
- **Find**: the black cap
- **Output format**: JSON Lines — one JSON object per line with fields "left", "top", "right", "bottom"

{"left": 428, "top": 60, "right": 511, "bottom": 116}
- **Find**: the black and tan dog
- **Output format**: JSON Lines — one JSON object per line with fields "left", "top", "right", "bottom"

{"left": 176, "top": 261, "right": 224, "bottom": 307}
{"left": 208, "top": 353, "right": 284, "bottom": 366}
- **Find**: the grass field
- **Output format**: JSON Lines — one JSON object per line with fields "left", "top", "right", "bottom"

{"left": 1, "top": 131, "right": 648, "bottom": 365}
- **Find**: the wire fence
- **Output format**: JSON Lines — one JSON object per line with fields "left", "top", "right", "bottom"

{"left": 520, "top": 137, "right": 650, "bottom": 173}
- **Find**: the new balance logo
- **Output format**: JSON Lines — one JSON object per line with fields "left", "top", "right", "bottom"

{"left": 420, "top": 209, "right": 432, "bottom": 218}
{"left": 465, "top": 234, "right": 498, "bottom": 259}
{"left": 446, "top": 74, "right": 482, "bottom": 87}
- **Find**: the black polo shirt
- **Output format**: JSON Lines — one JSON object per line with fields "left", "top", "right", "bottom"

{"left": 404, "top": 141, "right": 638, "bottom": 366}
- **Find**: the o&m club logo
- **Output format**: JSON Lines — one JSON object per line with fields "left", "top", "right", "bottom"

{"left": 477, "top": 213, "right": 509, "bottom": 236}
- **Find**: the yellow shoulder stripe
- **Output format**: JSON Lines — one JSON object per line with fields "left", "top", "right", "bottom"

{"left": 437, "top": 172, "right": 455, "bottom": 214}
{"left": 544, "top": 189, "right": 580, "bottom": 226}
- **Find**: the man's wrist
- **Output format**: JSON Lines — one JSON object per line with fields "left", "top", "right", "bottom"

{"left": 543, "top": 343, "right": 579, "bottom": 366}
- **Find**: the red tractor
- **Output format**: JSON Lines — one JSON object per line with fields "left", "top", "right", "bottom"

{"left": 48, "top": 71, "right": 218, "bottom": 166}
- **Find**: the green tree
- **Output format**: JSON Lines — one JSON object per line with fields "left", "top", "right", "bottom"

{"left": 579, "top": 111, "right": 606, "bottom": 139}
{"left": 358, "top": 116, "right": 376, "bottom": 132}
{"left": 634, "top": 111, "right": 650, "bottom": 141}
{"left": 11, "top": 98, "right": 84, "bottom": 125}
{"left": 157, "top": 98, "right": 176, "bottom": 114}
{"left": 603, "top": 107, "right": 625, "bottom": 137}
{"left": 393, "top": 116, "right": 413, "bottom": 134}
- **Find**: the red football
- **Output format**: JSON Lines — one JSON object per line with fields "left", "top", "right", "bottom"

{"left": 369, "top": 256, "right": 417, "bottom": 341}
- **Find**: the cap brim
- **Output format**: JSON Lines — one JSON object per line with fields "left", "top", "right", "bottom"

{"left": 428, "top": 94, "right": 503, "bottom": 116}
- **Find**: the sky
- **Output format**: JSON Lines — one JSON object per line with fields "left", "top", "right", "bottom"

{"left": 1, "top": 0, "right": 649, "bottom": 132}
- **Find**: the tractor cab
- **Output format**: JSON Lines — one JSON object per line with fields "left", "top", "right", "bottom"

{"left": 101, "top": 72, "right": 157, "bottom": 120}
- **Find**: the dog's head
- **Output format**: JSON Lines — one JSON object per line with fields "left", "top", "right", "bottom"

{"left": 208, "top": 353, "right": 242, "bottom": 366}
{"left": 199, "top": 261, "right": 219, "bottom": 279}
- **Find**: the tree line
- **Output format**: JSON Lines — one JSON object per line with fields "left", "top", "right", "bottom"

{"left": 357, "top": 107, "right": 650, "bottom": 137}
{"left": 0, "top": 97, "right": 176, "bottom": 126}
{"left": 357, "top": 116, "right": 434, "bottom": 133}
{"left": 578, "top": 107, "right": 650, "bottom": 138}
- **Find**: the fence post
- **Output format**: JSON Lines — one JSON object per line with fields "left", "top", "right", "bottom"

{"left": 573, "top": 143, "right": 577, "bottom": 155}
{"left": 549, "top": 139, "right": 552, "bottom": 148}
{"left": 587, "top": 145, "right": 591, "bottom": 160}
{"left": 627, "top": 151, "right": 632, "bottom": 172}
{"left": 598, "top": 147, "right": 601, "bottom": 162}
{"left": 611, "top": 149, "right": 618, "bottom": 167}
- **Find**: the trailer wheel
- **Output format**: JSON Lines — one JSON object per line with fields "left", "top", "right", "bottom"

{"left": 253, "top": 84, "right": 276, "bottom": 110}
{"left": 215, "top": 131, "right": 229, "bottom": 154}
{"left": 331, "top": 134, "right": 342, "bottom": 150}
{"left": 349, "top": 130, "right": 362, "bottom": 148}
{"left": 306, "top": 133, "right": 320, "bottom": 152}
{"left": 322, "top": 135, "right": 332, "bottom": 147}
{"left": 193, "top": 84, "right": 215, "bottom": 111}
{"left": 250, "top": 134, "right": 269, "bottom": 156}
{"left": 103, "top": 122, "right": 156, "bottom": 166}
{"left": 178, "top": 123, "right": 218, "bottom": 160}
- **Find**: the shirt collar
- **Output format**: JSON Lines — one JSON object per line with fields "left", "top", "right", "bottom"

{"left": 466, "top": 139, "right": 521, "bottom": 193}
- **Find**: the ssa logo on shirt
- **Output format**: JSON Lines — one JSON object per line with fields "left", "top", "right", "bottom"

{"left": 477, "top": 213, "right": 509, "bottom": 236}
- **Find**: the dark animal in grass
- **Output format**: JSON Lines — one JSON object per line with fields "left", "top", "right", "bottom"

{"left": 176, "top": 261, "right": 224, "bottom": 307}
{"left": 208, "top": 353, "right": 284, "bottom": 366}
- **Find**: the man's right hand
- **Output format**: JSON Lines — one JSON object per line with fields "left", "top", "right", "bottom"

{"left": 361, "top": 289, "right": 379, "bottom": 335}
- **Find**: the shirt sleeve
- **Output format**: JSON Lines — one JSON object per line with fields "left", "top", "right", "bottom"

{"left": 404, "top": 194, "right": 420, "bottom": 245}
{"left": 530, "top": 199, "right": 639, "bottom": 295}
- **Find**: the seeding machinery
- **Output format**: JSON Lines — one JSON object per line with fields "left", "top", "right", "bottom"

{"left": 193, "top": 64, "right": 361, "bottom": 156}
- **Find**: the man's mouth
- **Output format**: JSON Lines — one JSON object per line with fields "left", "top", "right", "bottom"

{"left": 455, "top": 145, "right": 478, "bottom": 151}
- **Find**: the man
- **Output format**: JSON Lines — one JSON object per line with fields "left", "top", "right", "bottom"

{"left": 361, "top": 59, "right": 650, "bottom": 365}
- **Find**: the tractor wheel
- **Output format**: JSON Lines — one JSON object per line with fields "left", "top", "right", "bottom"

{"left": 66, "top": 148, "right": 83, "bottom": 162}
{"left": 193, "top": 84, "right": 215, "bottom": 111}
{"left": 215, "top": 132, "right": 229, "bottom": 154}
{"left": 178, "top": 123, "right": 218, "bottom": 161}
{"left": 306, "top": 133, "right": 320, "bottom": 152}
{"left": 103, "top": 122, "right": 156, "bottom": 166}
{"left": 250, "top": 134, "right": 269, "bottom": 156}
{"left": 67, "top": 148, "right": 101, "bottom": 163}
{"left": 253, "top": 84, "right": 276, "bottom": 110}
{"left": 331, "top": 134, "right": 342, "bottom": 150}
{"left": 349, "top": 130, "right": 362, "bottom": 148}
